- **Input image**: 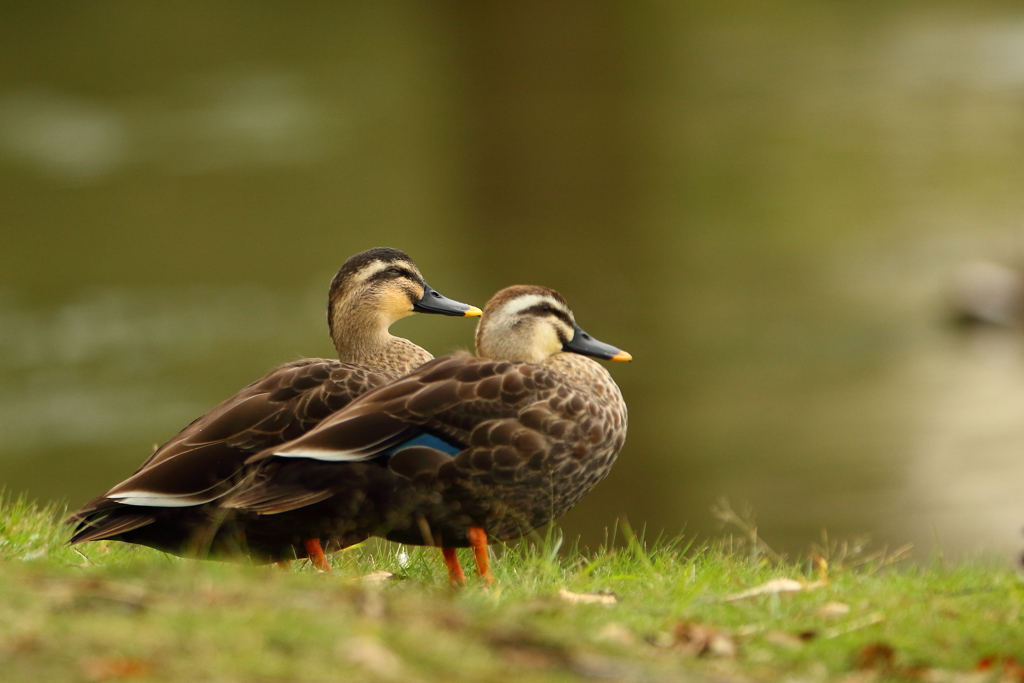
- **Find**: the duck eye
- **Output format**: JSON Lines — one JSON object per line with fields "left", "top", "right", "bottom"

{"left": 385, "top": 267, "right": 403, "bottom": 277}
{"left": 540, "top": 303, "right": 552, "bottom": 312}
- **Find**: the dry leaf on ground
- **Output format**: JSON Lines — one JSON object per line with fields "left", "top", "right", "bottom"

{"left": 672, "top": 623, "right": 737, "bottom": 658}
{"left": 818, "top": 601, "right": 851, "bottom": 618}
{"left": 977, "top": 656, "right": 1024, "bottom": 682}
{"left": 765, "top": 631, "right": 805, "bottom": 651}
{"left": 594, "top": 622, "right": 636, "bottom": 647}
{"left": 723, "top": 578, "right": 826, "bottom": 601}
{"left": 855, "top": 642, "right": 896, "bottom": 671}
{"left": 355, "top": 571, "right": 395, "bottom": 583}
{"left": 558, "top": 588, "right": 616, "bottom": 605}
{"left": 80, "top": 657, "right": 152, "bottom": 681}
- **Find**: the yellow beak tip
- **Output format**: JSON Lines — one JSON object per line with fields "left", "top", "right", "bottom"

{"left": 610, "top": 351, "right": 632, "bottom": 362}
{"left": 463, "top": 305, "right": 483, "bottom": 318}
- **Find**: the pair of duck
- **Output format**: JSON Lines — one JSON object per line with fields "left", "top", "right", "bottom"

{"left": 67, "top": 248, "right": 630, "bottom": 583}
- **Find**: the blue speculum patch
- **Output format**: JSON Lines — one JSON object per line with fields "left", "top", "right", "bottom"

{"left": 384, "top": 432, "right": 463, "bottom": 458}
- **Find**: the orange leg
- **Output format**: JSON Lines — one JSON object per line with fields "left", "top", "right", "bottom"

{"left": 468, "top": 526, "right": 493, "bottom": 585}
{"left": 442, "top": 547, "right": 466, "bottom": 585}
{"left": 304, "top": 538, "right": 331, "bottom": 572}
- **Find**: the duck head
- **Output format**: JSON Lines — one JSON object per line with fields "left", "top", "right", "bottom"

{"left": 474, "top": 285, "right": 631, "bottom": 364}
{"left": 328, "top": 247, "right": 480, "bottom": 357}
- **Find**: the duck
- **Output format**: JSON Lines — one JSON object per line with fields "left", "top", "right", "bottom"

{"left": 66, "top": 247, "right": 481, "bottom": 567}
{"left": 226, "top": 284, "right": 630, "bottom": 582}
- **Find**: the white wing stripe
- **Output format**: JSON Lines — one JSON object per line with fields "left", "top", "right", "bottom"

{"left": 108, "top": 492, "right": 222, "bottom": 507}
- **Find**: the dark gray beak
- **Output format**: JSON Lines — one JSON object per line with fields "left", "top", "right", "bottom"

{"left": 562, "top": 324, "right": 632, "bottom": 361}
{"left": 412, "top": 283, "right": 482, "bottom": 317}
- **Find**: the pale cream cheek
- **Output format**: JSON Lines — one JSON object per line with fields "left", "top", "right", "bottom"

{"left": 381, "top": 288, "right": 417, "bottom": 322}
{"left": 535, "top": 324, "right": 565, "bottom": 361}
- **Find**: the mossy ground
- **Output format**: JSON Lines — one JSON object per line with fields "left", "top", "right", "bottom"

{"left": 2, "top": 495, "right": 1022, "bottom": 682}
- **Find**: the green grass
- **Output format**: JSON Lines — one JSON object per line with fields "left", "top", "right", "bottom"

{"left": 2, "top": 494, "right": 1023, "bottom": 682}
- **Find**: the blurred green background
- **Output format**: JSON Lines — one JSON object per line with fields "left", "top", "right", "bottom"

{"left": 4, "top": 1, "right": 1024, "bottom": 557}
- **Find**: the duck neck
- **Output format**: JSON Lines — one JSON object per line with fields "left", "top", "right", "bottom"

{"left": 329, "top": 302, "right": 395, "bottom": 366}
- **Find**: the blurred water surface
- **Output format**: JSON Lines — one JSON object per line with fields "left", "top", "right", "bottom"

{"left": 5, "top": 2, "right": 1024, "bottom": 558}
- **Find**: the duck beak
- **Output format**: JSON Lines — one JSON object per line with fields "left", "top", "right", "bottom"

{"left": 413, "top": 283, "right": 482, "bottom": 317}
{"left": 562, "top": 324, "right": 632, "bottom": 361}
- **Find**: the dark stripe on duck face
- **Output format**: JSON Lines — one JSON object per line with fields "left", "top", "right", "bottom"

{"left": 520, "top": 304, "right": 574, "bottom": 330}
{"left": 367, "top": 266, "right": 425, "bottom": 307}
{"left": 367, "top": 265, "right": 419, "bottom": 285}
{"left": 339, "top": 248, "right": 413, "bottom": 278}
{"left": 329, "top": 249, "right": 419, "bottom": 308}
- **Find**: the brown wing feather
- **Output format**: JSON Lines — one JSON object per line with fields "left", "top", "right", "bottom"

{"left": 228, "top": 353, "right": 627, "bottom": 548}
{"left": 67, "top": 359, "right": 391, "bottom": 521}
{"left": 143, "top": 359, "right": 385, "bottom": 466}
{"left": 375, "top": 357, "right": 547, "bottom": 445}
{"left": 254, "top": 354, "right": 551, "bottom": 463}
{"left": 69, "top": 513, "right": 156, "bottom": 544}
{"left": 224, "top": 486, "right": 334, "bottom": 515}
